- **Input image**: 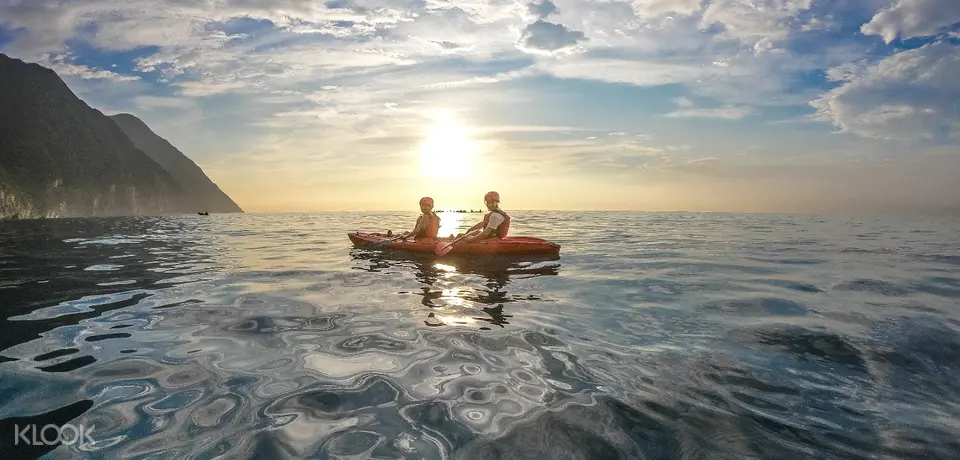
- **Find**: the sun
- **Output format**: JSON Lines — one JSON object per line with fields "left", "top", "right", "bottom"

{"left": 418, "top": 111, "right": 478, "bottom": 178}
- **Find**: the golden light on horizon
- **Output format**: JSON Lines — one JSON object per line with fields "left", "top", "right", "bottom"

{"left": 418, "top": 110, "right": 478, "bottom": 179}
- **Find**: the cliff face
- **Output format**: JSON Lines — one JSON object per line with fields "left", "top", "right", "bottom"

{"left": 109, "top": 113, "right": 243, "bottom": 213}
{"left": 0, "top": 53, "right": 240, "bottom": 219}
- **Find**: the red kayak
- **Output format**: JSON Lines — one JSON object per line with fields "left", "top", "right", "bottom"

{"left": 347, "top": 231, "right": 561, "bottom": 256}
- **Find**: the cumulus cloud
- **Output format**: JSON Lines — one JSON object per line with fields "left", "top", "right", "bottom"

{"left": 527, "top": 0, "right": 559, "bottom": 19}
{"left": 861, "top": 0, "right": 960, "bottom": 43}
{"left": 810, "top": 40, "right": 960, "bottom": 140}
{"left": 700, "top": 0, "right": 813, "bottom": 45}
{"left": 516, "top": 19, "right": 587, "bottom": 55}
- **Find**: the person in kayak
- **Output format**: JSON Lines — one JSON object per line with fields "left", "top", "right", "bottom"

{"left": 400, "top": 196, "right": 441, "bottom": 241}
{"left": 457, "top": 191, "right": 510, "bottom": 242}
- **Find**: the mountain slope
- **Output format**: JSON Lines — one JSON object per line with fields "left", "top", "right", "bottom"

{"left": 0, "top": 53, "right": 189, "bottom": 218}
{"left": 110, "top": 113, "right": 243, "bottom": 213}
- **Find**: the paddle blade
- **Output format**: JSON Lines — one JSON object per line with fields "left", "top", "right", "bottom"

{"left": 434, "top": 241, "right": 454, "bottom": 256}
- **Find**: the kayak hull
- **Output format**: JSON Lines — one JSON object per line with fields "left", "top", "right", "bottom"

{"left": 347, "top": 232, "right": 561, "bottom": 256}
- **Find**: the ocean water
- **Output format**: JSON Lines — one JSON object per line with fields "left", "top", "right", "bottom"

{"left": 1, "top": 211, "right": 959, "bottom": 459}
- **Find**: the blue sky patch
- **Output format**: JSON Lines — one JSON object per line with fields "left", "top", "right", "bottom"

{"left": 63, "top": 39, "right": 159, "bottom": 74}
{"left": 0, "top": 25, "right": 25, "bottom": 49}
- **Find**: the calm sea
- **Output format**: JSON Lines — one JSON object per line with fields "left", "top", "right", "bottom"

{"left": 1, "top": 211, "right": 958, "bottom": 459}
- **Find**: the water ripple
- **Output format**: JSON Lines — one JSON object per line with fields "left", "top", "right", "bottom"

{"left": 0, "top": 212, "right": 958, "bottom": 458}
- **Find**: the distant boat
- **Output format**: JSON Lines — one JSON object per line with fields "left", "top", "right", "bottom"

{"left": 198, "top": 212, "right": 209, "bottom": 216}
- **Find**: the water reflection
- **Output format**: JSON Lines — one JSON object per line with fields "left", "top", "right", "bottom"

{"left": 436, "top": 211, "right": 466, "bottom": 238}
{"left": 0, "top": 216, "right": 223, "bottom": 356}
{"left": 3, "top": 212, "right": 957, "bottom": 459}
{"left": 348, "top": 248, "right": 560, "bottom": 331}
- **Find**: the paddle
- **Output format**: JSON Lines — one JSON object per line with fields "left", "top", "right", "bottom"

{"left": 371, "top": 233, "right": 407, "bottom": 248}
{"left": 434, "top": 232, "right": 474, "bottom": 256}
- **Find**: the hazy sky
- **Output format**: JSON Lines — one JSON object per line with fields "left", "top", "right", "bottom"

{"left": 1, "top": 0, "right": 958, "bottom": 214}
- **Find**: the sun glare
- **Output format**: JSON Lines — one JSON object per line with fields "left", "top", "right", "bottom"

{"left": 436, "top": 211, "right": 463, "bottom": 238}
{"left": 418, "top": 111, "right": 478, "bottom": 178}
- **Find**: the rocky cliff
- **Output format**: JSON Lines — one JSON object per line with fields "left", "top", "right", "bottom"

{"left": 0, "top": 53, "right": 240, "bottom": 219}
{"left": 110, "top": 113, "right": 243, "bottom": 214}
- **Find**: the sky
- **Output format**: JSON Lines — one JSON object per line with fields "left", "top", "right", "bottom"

{"left": 1, "top": 0, "right": 958, "bottom": 215}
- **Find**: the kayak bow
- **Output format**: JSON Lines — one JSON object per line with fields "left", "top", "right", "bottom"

{"left": 347, "top": 231, "right": 561, "bottom": 256}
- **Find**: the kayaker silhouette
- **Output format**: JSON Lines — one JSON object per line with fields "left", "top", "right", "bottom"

{"left": 399, "top": 197, "right": 441, "bottom": 242}
{"left": 457, "top": 191, "right": 510, "bottom": 243}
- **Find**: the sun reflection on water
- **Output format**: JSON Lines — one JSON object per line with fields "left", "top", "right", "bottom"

{"left": 437, "top": 212, "right": 464, "bottom": 238}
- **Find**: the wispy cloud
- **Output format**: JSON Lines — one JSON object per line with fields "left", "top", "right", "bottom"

{"left": 666, "top": 106, "right": 754, "bottom": 119}
{"left": 39, "top": 54, "right": 141, "bottom": 82}
{"left": 665, "top": 97, "right": 754, "bottom": 119}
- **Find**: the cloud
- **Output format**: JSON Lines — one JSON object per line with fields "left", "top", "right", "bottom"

{"left": 665, "top": 97, "right": 753, "bottom": 119}
{"left": 674, "top": 97, "right": 695, "bottom": 108}
{"left": 630, "top": 0, "right": 704, "bottom": 18}
{"left": 621, "top": 142, "right": 666, "bottom": 155}
{"left": 700, "top": 0, "right": 814, "bottom": 46}
{"left": 0, "top": 0, "right": 883, "bottom": 115}
{"left": 537, "top": 55, "right": 727, "bottom": 86}
{"left": 800, "top": 16, "right": 823, "bottom": 32}
{"left": 38, "top": 54, "right": 141, "bottom": 82}
{"left": 527, "top": 0, "right": 559, "bottom": 19}
{"left": 861, "top": 0, "right": 960, "bottom": 43}
{"left": 497, "top": 136, "right": 674, "bottom": 175}
{"left": 1, "top": 0, "right": 957, "bottom": 207}
{"left": 810, "top": 40, "right": 960, "bottom": 140}
{"left": 432, "top": 41, "right": 465, "bottom": 50}
{"left": 666, "top": 106, "right": 754, "bottom": 119}
{"left": 683, "top": 157, "right": 719, "bottom": 167}
{"left": 516, "top": 19, "right": 587, "bottom": 55}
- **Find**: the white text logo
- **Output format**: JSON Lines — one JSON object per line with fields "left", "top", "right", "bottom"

{"left": 13, "top": 423, "right": 95, "bottom": 446}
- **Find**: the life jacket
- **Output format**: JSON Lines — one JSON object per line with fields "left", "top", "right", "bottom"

{"left": 415, "top": 212, "right": 441, "bottom": 239}
{"left": 481, "top": 209, "right": 510, "bottom": 238}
